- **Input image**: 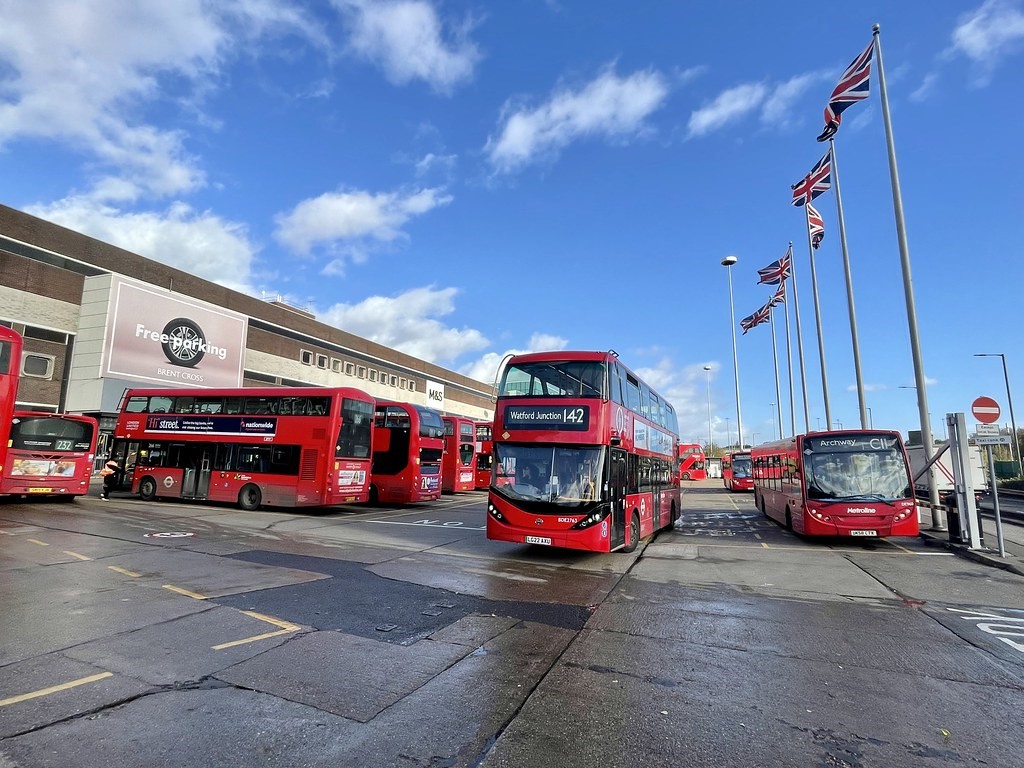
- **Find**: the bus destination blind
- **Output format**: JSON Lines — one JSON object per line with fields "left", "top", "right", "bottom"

{"left": 503, "top": 405, "right": 589, "bottom": 431}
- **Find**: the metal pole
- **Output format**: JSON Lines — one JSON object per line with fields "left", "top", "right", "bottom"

{"left": 829, "top": 139, "right": 868, "bottom": 428}
{"left": 805, "top": 204, "right": 832, "bottom": 429}
{"left": 704, "top": 365, "right": 713, "bottom": 451}
{"left": 769, "top": 308, "right": 784, "bottom": 437}
{"left": 786, "top": 243, "right": 812, "bottom": 432}
{"left": 986, "top": 445, "right": 1006, "bottom": 557}
{"left": 723, "top": 257, "right": 744, "bottom": 448}
{"left": 783, "top": 282, "right": 797, "bottom": 437}
{"left": 873, "top": 24, "right": 943, "bottom": 528}
{"left": 977, "top": 354, "right": 1022, "bottom": 475}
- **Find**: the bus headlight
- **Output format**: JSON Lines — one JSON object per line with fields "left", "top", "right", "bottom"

{"left": 487, "top": 503, "right": 505, "bottom": 522}
{"left": 571, "top": 508, "right": 609, "bottom": 530}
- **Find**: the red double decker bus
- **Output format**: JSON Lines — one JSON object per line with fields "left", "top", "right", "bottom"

{"left": 475, "top": 420, "right": 493, "bottom": 490}
{"left": 370, "top": 400, "right": 445, "bottom": 504}
{"left": 722, "top": 450, "right": 752, "bottom": 491}
{"left": 0, "top": 326, "right": 24, "bottom": 475}
{"left": 2, "top": 412, "right": 99, "bottom": 500}
{"left": 112, "top": 386, "right": 374, "bottom": 509}
{"left": 441, "top": 415, "right": 477, "bottom": 493}
{"left": 486, "top": 351, "right": 680, "bottom": 553}
{"left": 751, "top": 430, "right": 917, "bottom": 538}
{"left": 678, "top": 443, "right": 707, "bottom": 481}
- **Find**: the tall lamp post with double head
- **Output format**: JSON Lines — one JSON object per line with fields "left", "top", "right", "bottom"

{"left": 703, "top": 365, "right": 713, "bottom": 452}
{"left": 722, "top": 255, "right": 743, "bottom": 448}
{"left": 975, "top": 353, "right": 1020, "bottom": 474}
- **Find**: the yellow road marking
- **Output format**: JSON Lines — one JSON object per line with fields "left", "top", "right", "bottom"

{"left": 0, "top": 672, "right": 113, "bottom": 708}
{"left": 27, "top": 538, "right": 49, "bottom": 546}
{"left": 241, "top": 611, "right": 301, "bottom": 631}
{"left": 162, "top": 584, "right": 207, "bottom": 600}
{"left": 108, "top": 566, "right": 141, "bottom": 577}
{"left": 63, "top": 550, "right": 91, "bottom": 561}
{"left": 211, "top": 611, "right": 301, "bottom": 650}
{"left": 761, "top": 542, "right": 770, "bottom": 549}
{"left": 212, "top": 628, "right": 294, "bottom": 650}
{"left": 886, "top": 540, "right": 914, "bottom": 554}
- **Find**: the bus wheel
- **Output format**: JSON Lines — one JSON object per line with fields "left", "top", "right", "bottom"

{"left": 681, "top": 472, "right": 690, "bottom": 481}
{"left": 368, "top": 485, "right": 380, "bottom": 506}
{"left": 238, "top": 484, "right": 262, "bottom": 511}
{"left": 785, "top": 506, "right": 793, "bottom": 531}
{"left": 623, "top": 511, "right": 641, "bottom": 553}
{"left": 139, "top": 477, "right": 157, "bottom": 502}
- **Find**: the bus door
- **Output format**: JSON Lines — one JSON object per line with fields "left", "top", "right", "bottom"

{"left": 609, "top": 449, "right": 627, "bottom": 549}
{"left": 182, "top": 444, "right": 213, "bottom": 499}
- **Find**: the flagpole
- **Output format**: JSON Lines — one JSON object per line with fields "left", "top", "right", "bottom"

{"left": 783, "top": 280, "right": 797, "bottom": 437}
{"left": 873, "top": 23, "right": 943, "bottom": 528}
{"left": 769, "top": 307, "right": 784, "bottom": 438}
{"left": 829, "top": 139, "right": 868, "bottom": 428}
{"left": 787, "top": 242, "right": 811, "bottom": 432}
{"left": 804, "top": 206, "right": 833, "bottom": 429}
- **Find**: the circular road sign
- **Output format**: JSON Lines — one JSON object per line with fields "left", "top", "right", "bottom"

{"left": 971, "top": 396, "right": 1001, "bottom": 424}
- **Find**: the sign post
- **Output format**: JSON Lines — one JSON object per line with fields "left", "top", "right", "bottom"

{"left": 971, "top": 396, "right": 1000, "bottom": 424}
{"left": 970, "top": 397, "right": 1006, "bottom": 558}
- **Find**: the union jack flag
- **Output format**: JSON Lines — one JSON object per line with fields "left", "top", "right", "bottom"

{"left": 740, "top": 304, "right": 771, "bottom": 334}
{"left": 757, "top": 252, "right": 792, "bottom": 285}
{"left": 807, "top": 202, "right": 825, "bottom": 249}
{"left": 817, "top": 39, "right": 875, "bottom": 142}
{"left": 791, "top": 150, "right": 831, "bottom": 206}
{"left": 768, "top": 281, "right": 786, "bottom": 308}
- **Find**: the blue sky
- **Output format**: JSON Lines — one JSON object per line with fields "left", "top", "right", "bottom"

{"left": 2, "top": 1, "right": 1023, "bottom": 447}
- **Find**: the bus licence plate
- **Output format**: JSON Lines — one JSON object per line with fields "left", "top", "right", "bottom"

{"left": 28, "top": 488, "right": 53, "bottom": 493}
{"left": 525, "top": 535, "right": 552, "bottom": 546}
{"left": 850, "top": 530, "right": 877, "bottom": 537}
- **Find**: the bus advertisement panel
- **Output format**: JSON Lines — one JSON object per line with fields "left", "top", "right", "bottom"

{"left": 751, "top": 430, "right": 917, "bottom": 538}
{"left": 486, "top": 351, "right": 680, "bottom": 553}
{"left": 475, "top": 421, "right": 493, "bottom": 490}
{"left": 678, "top": 443, "right": 707, "bottom": 481}
{"left": 0, "top": 326, "right": 24, "bottom": 474}
{"left": 371, "top": 401, "right": 445, "bottom": 504}
{"left": 722, "top": 451, "right": 752, "bottom": 491}
{"left": 113, "top": 387, "right": 374, "bottom": 509}
{"left": 441, "top": 415, "right": 477, "bottom": 493}
{"left": 2, "top": 412, "right": 99, "bottom": 499}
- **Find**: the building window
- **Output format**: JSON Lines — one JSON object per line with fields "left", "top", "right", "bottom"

{"left": 300, "top": 350, "right": 314, "bottom": 365}
{"left": 357, "top": 366, "right": 367, "bottom": 379}
{"left": 368, "top": 370, "right": 378, "bottom": 382}
{"left": 390, "top": 375, "right": 398, "bottom": 387}
{"left": 316, "top": 354, "right": 328, "bottom": 369}
{"left": 345, "top": 362, "right": 355, "bottom": 376}
{"left": 380, "top": 370, "right": 389, "bottom": 384}
{"left": 22, "top": 352, "right": 55, "bottom": 379}
{"left": 23, "top": 326, "right": 69, "bottom": 344}
{"left": 407, "top": 380, "right": 416, "bottom": 393}
{"left": 331, "top": 358, "right": 342, "bottom": 373}
{"left": 399, "top": 377, "right": 407, "bottom": 389}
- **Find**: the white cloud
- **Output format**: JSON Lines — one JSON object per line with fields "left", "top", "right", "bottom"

{"left": 334, "top": 0, "right": 480, "bottom": 93}
{"left": 687, "top": 83, "right": 767, "bottom": 138}
{"left": 273, "top": 187, "right": 454, "bottom": 255}
{"left": 459, "top": 334, "right": 569, "bottom": 385}
{"left": 949, "top": 0, "right": 1024, "bottom": 83}
{"left": 910, "top": 72, "right": 939, "bottom": 102}
{"left": 317, "top": 286, "right": 489, "bottom": 366}
{"left": 760, "top": 73, "right": 823, "bottom": 128}
{"left": 25, "top": 196, "right": 260, "bottom": 294}
{"left": 485, "top": 66, "right": 669, "bottom": 173}
{"left": 0, "top": 1, "right": 325, "bottom": 201}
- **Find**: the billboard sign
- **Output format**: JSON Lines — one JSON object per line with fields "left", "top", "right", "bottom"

{"left": 104, "top": 279, "right": 248, "bottom": 388}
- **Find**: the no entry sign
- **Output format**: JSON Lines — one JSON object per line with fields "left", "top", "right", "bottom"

{"left": 971, "top": 396, "right": 1001, "bottom": 424}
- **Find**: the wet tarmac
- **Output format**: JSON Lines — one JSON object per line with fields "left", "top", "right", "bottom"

{"left": 1, "top": 482, "right": 1022, "bottom": 767}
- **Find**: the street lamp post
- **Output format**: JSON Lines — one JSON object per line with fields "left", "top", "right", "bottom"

{"left": 703, "top": 365, "right": 713, "bottom": 452}
{"left": 975, "top": 353, "right": 1020, "bottom": 474}
{"left": 725, "top": 417, "right": 731, "bottom": 448}
{"left": 867, "top": 406, "right": 873, "bottom": 429}
{"left": 722, "top": 255, "right": 744, "bottom": 448}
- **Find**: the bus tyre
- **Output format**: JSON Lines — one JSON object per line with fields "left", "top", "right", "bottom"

{"left": 785, "top": 506, "right": 794, "bottom": 531}
{"left": 238, "top": 484, "right": 262, "bottom": 511}
{"left": 139, "top": 476, "right": 157, "bottom": 502}
{"left": 623, "top": 511, "right": 641, "bottom": 554}
{"left": 368, "top": 485, "right": 380, "bottom": 506}
{"left": 681, "top": 471, "right": 690, "bottom": 481}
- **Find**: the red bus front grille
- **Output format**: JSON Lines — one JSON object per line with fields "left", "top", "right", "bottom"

{"left": 300, "top": 449, "right": 318, "bottom": 481}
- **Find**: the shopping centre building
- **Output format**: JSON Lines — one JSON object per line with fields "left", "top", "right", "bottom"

{"left": 0, "top": 204, "right": 494, "bottom": 460}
